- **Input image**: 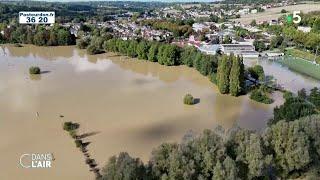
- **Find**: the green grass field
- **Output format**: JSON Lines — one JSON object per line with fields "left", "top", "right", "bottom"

{"left": 286, "top": 48, "right": 320, "bottom": 64}
{"left": 279, "top": 56, "right": 320, "bottom": 80}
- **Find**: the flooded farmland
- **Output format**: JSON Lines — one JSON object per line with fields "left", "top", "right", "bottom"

{"left": 0, "top": 45, "right": 317, "bottom": 180}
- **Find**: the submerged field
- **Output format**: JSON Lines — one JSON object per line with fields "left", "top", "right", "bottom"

{"left": 0, "top": 45, "right": 276, "bottom": 180}
{"left": 279, "top": 56, "right": 320, "bottom": 80}
{"left": 243, "top": 57, "right": 320, "bottom": 93}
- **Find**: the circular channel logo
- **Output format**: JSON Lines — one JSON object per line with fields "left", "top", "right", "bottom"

{"left": 19, "top": 153, "right": 54, "bottom": 168}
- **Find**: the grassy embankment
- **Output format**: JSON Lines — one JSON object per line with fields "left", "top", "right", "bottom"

{"left": 279, "top": 50, "right": 320, "bottom": 80}
{"left": 286, "top": 48, "right": 320, "bottom": 63}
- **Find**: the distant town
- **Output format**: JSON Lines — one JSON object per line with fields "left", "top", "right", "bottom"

{"left": 0, "top": 1, "right": 319, "bottom": 63}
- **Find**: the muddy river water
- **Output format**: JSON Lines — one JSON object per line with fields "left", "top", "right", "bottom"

{"left": 0, "top": 45, "right": 318, "bottom": 180}
{"left": 244, "top": 58, "right": 319, "bottom": 92}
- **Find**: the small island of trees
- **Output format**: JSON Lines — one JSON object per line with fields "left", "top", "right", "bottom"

{"left": 29, "top": 66, "right": 41, "bottom": 75}
{"left": 250, "top": 88, "right": 274, "bottom": 104}
{"left": 183, "top": 94, "right": 195, "bottom": 105}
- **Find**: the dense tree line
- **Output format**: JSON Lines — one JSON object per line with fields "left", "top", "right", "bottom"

{"left": 216, "top": 54, "right": 245, "bottom": 96}
{"left": 81, "top": 35, "right": 267, "bottom": 99}
{"left": 271, "top": 87, "right": 320, "bottom": 124}
{"left": 84, "top": 36, "right": 250, "bottom": 97}
{"left": 102, "top": 38, "right": 219, "bottom": 77}
{"left": 100, "top": 114, "right": 320, "bottom": 180}
{"left": 281, "top": 26, "right": 320, "bottom": 53}
{"left": 0, "top": 24, "right": 76, "bottom": 46}
{"left": 0, "top": 1, "right": 166, "bottom": 24}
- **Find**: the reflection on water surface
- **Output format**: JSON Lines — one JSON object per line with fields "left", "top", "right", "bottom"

{"left": 0, "top": 45, "right": 292, "bottom": 180}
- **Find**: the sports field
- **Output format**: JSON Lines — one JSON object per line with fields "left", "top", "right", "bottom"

{"left": 286, "top": 48, "right": 320, "bottom": 64}
{"left": 279, "top": 56, "right": 320, "bottom": 80}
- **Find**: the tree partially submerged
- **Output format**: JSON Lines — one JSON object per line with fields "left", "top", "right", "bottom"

{"left": 229, "top": 56, "right": 245, "bottom": 96}
{"left": 217, "top": 54, "right": 245, "bottom": 96}
{"left": 29, "top": 66, "right": 41, "bottom": 74}
{"left": 250, "top": 88, "right": 273, "bottom": 104}
{"left": 183, "top": 94, "right": 195, "bottom": 105}
{"left": 87, "top": 44, "right": 104, "bottom": 55}
{"left": 217, "top": 55, "right": 232, "bottom": 94}
{"left": 63, "top": 121, "right": 80, "bottom": 132}
{"left": 62, "top": 121, "right": 102, "bottom": 179}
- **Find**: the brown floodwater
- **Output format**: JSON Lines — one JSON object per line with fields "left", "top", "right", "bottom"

{"left": 244, "top": 58, "right": 320, "bottom": 92}
{"left": 0, "top": 45, "right": 284, "bottom": 180}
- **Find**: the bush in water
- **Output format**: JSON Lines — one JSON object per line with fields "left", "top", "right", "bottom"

{"left": 184, "top": 94, "right": 194, "bottom": 105}
{"left": 29, "top": 66, "right": 41, "bottom": 74}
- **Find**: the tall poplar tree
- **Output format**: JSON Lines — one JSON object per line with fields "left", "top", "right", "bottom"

{"left": 137, "top": 41, "right": 149, "bottom": 60}
{"left": 230, "top": 56, "right": 245, "bottom": 96}
{"left": 147, "top": 43, "right": 159, "bottom": 62}
{"left": 217, "top": 55, "right": 232, "bottom": 94}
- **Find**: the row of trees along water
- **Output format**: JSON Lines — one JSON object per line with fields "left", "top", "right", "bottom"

{"left": 79, "top": 36, "right": 247, "bottom": 97}
{"left": 0, "top": 22, "right": 272, "bottom": 102}
{"left": 96, "top": 87, "right": 320, "bottom": 180}
{"left": 63, "top": 122, "right": 102, "bottom": 179}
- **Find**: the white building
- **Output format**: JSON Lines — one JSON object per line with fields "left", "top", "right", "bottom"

{"left": 221, "top": 44, "right": 259, "bottom": 58}
{"left": 251, "top": 9, "right": 258, "bottom": 14}
{"left": 297, "top": 26, "right": 311, "bottom": 33}
{"left": 238, "top": 8, "right": 250, "bottom": 15}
